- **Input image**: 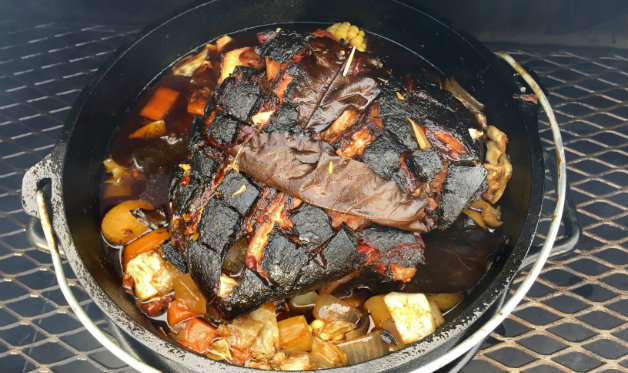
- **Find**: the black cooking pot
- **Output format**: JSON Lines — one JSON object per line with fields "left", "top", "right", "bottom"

{"left": 21, "top": 0, "right": 544, "bottom": 371}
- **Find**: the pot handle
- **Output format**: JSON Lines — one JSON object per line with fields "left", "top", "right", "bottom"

{"left": 410, "top": 52, "right": 567, "bottom": 372}
{"left": 21, "top": 143, "right": 65, "bottom": 217}
{"left": 33, "top": 188, "right": 163, "bottom": 373}
{"left": 22, "top": 143, "right": 68, "bottom": 255}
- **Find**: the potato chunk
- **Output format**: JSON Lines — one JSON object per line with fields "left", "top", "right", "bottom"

{"left": 365, "top": 292, "right": 444, "bottom": 345}
{"left": 278, "top": 315, "right": 313, "bottom": 353}
{"left": 101, "top": 200, "right": 153, "bottom": 244}
{"left": 125, "top": 250, "right": 182, "bottom": 301}
{"left": 384, "top": 292, "right": 443, "bottom": 344}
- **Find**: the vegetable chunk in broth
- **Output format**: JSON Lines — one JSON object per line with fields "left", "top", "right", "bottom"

{"left": 99, "top": 23, "right": 512, "bottom": 370}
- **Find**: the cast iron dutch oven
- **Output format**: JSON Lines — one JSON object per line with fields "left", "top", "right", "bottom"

{"left": 21, "top": 0, "right": 544, "bottom": 371}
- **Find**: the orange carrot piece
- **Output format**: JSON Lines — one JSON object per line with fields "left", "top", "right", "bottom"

{"left": 167, "top": 299, "right": 200, "bottom": 326}
{"left": 187, "top": 91, "right": 209, "bottom": 115}
{"left": 139, "top": 87, "right": 180, "bottom": 120}
{"left": 176, "top": 318, "right": 217, "bottom": 354}
{"left": 122, "top": 228, "right": 170, "bottom": 267}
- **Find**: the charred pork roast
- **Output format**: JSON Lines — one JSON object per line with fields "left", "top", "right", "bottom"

{"left": 167, "top": 29, "right": 491, "bottom": 319}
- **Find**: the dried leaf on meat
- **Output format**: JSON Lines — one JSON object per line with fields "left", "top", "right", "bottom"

{"left": 233, "top": 132, "right": 435, "bottom": 232}
{"left": 291, "top": 37, "right": 384, "bottom": 133}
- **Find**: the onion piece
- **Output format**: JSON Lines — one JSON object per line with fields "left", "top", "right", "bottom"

{"left": 443, "top": 77, "right": 485, "bottom": 116}
{"left": 249, "top": 303, "right": 279, "bottom": 360}
{"left": 278, "top": 352, "right": 315, "bottom": 370}
{"left": 207, "top": 338, "right": 232, "bottom": 361}
{"left": 313, "top": 293, "right": 362, "bottom": 324}
{"left": 288, "top": 291, "right": 318, "bottom": 311}
{"left": 317, "top": 320, "right": 355, "bottom": 341}
{"left": 218, "top": 275, "right": 237, "bottom": 298}
{"left": 103, "top": 156, "right": 130, "bottom": 182}
{"left": 173, "top": 273, "right": 207, "bottom": 315}
{"left": 223, "top": 316, "right": 264, "bottom": 351}
{"left": 172, "top": 44, "right": 213, "bottom": 77}
{"left": 464, "top": 199, "right": 503, "bottom": 229}
{"left": 336, "top": 330, "right": 390, "bottom": 365}
{"left": 311, "top": 337, "right": 348, "bottom": 368}
{"left": 344, "top": 312, "right": 369, "bottom": 340}
{"left": 407, "top": 117, "right": 431, "bottom": 150}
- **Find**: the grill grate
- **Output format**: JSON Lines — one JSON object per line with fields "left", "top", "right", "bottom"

{"left": 1, "top": 20, "right": 627, "bottom": 373}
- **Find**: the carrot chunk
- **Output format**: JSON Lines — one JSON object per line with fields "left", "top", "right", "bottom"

{"left": 139, "top": 87, "right": 180, "bottom": 120}
{"left": 122, "top": 228, "right": 170, "bottom": 267}
{"left": 167, "top": 299, "right": 200, "bottom": 326}
{"left": 175, "top": 318, "right": 217, "bottom": 354}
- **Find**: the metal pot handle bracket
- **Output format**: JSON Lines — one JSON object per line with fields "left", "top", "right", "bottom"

{"left": 23, "top": 149, "right": 161, "bottom": 371}
{"left": 28, "top": 52, "right": 566, "bottom": 373}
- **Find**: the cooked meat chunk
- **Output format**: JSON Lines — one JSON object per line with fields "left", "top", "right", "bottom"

{"left": 410, "top": 148, "right": 445, "bottom": 181}
{"left": 215, "top": 76, "right": 261, "bottom": 122}
{"left": 169, "top": 168, "right": 201, "bottom": 215}
{"left": 216, "top": 171, "right": 260, "bottom": 216}
{"left": 207, "top": 114, "right": 240, "bottom": 146}
{"left": 218, "top": 227, "right": 361, "bottom": 318}
{"left": 161, "top": 240, "right": 187, "bottom": 273}
{"left": 197, "top": 198, "right": 241, "bottom": 253}
{"left": 187, "top": 240, "right": 224, "bottom": 300}
{"left": 360, "top": 135, "right": 402, "bottom": 180}
{"left": 264, "top": 104, "right": 301, "bottom": 134}
{"left": 439, "top": 164, "right": 488, "bottom": 229}
{"left": 190, "top": 148, "right": 219, "bottom": 180}
{"left": 296, "top": 226, "right": 361, "bottom": 287}
{"left": 188, "top": 116, "right": 206, "bottom": 150}
{"left": 258, "top": 30, "right": 309, "bottom": 63}
{"left": 292, "top": 205, "right": 334, "bottom": 247}
{"left": 361, "top": 226, "right": 425, "bottom": 279}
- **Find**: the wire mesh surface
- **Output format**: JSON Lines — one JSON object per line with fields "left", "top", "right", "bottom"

{"left": 1, "top": 19, "right": 626, "bottom": 373}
